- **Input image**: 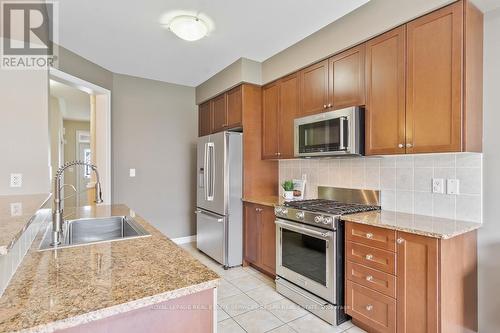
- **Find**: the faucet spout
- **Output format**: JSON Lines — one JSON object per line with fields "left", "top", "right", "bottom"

{"left": 51, "top": 160, "right": 103, "bottom": 246}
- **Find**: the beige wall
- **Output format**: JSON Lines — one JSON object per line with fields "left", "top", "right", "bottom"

{"left": 261, "top": 0, "right": 454, "bottom": 83}
{"left": 0, "top": 69, "right": 50, "bottom": 195}
{"left": 112, "top": 74, "right": 198, "bottom": 238}
{"left": 478, "top": 7, "right": 500, "bottom": 332}
{"left": 54, "top": 45, "right": 113, "bottom": 90}
{"left": 195, "top": 58, "right": 261, "bottom": 104}
{"left": 62, "top": 120, "right": 91, "bottom": 208}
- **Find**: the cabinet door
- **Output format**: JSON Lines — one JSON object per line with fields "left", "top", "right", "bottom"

{"left": 279, "top": 73, "right": 300, "bottom": 158}
{"left": 406, "top": 2, "right": 463, "bottom": 153}
{"left": 262, "top": 82, "right": 280, "bottom": 159}
{"left": 365, "top": 26, "right": 406, "bottom": 155}
{"left": 300, "top": 59, "right": 329, "bottom": 115}
{"left": 212, "top": 93, "right": 227, "bottom": 133}
{"left": 226, "top": 86, "right": 242, "bottom": 128}
{"left": 329, "top": 44, "right": 366, "bottom": 110}
{"left": 198, "top": 101, "right": 212, "bottom": 137}
{"left": 260, "top": 206, "right": 276, "bottom": 275}
{"left": 244, "top": 203, "right": 260, "bottom": 265}
{"left": 396, "top": 232, "right": 439, "bottom": 333}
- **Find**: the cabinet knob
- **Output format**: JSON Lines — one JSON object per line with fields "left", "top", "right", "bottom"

{"left": 365, "top": 304, "right": 374, "bottom": 311}
{"left": 398, "top": 143, "right": 404, "bottom": 148}
{"left": 277, "top": 152, "right": 281, "bottom": 156}
{"left": 327, "top": 103, "right": 332, "bottom": 108}
{"left": 365, "top": 254, "right": 373, "bottom": 260}
{"left": 366, "top": 275, "right": 374, "bottom": 282}
{"left": 397, "top": 238, "right": 405, "bottom": 244}
{"left": 366, "top": 233, "right": 373, "bottom": 239}
{"left": 406, "top": 143, "right": 413, "bottom": 148}
{"left": 323, "top": 104, "right": 327, "bottom": 109}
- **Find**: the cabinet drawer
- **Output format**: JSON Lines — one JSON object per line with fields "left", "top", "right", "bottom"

{"left": 346, "top": 280, "right": 396, "bottom": 333}
{"left": 346, "top": 261, "right": 396, "bottom": 298}
{"left": 346, "top": 241, "right": 396, "bottom": 274}
{"left": 346, "top": 222, "right": 396, "bottom": 252}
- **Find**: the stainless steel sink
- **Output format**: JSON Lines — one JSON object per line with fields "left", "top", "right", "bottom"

{"left": 39, "top": 216, "right": 151, "bottom": 251}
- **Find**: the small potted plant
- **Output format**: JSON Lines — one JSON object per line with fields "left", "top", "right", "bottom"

{"left": 282, "top": 180, "right": 294, "bottom": 200}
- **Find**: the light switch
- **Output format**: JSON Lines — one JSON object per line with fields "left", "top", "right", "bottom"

{"left": 129, "top": 168, "right": 136, "bottom": 177}
{"left": 10, "top": 203, "right": 22, "bottom": 216}
{"left": 432, "top": 178, "right": 444, "bottom": 194}
{"left": 447, "top": 179, "right": 460, "bottom": 195}
{"left": 10, "top": 174, "right": 22, "bottom": 188}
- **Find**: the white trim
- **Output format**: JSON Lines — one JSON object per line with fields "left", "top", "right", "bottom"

{"left": 171, "top": 235, "right": 196, "bottom": 245}
{"left": 49, "top": 67, "right": 112, "bottom": 204}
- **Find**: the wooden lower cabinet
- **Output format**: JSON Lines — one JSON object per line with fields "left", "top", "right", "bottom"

{"left": 243, "top": 202, "right": 276, "bottom": 276}
{"left": 345, "top": 221, "right": 477, "bottom": 333}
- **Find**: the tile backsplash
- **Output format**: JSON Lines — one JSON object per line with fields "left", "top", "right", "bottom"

{"left": 279, "top": 153, "right": 482, "bottom": 223}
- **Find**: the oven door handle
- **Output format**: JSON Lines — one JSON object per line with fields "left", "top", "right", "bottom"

{"left": 275, "top": 219, "right": 333, "bottom": 240}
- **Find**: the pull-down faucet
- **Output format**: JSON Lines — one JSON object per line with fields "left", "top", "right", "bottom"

{"left": 51, "top": 160, "right": 103, "bottom": 246}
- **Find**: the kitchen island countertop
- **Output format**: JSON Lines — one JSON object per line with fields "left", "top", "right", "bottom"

{"left": 0, "top": 204, "right": 219, "bottom": 333}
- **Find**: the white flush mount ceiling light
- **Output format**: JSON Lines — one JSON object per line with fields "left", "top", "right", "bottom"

{"left": 168, "top": 15, "right": 209, "bottom": 41}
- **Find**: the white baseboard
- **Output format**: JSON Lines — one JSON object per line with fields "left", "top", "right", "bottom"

{"left": 171, "top": 235, "right": 196, "bottom": 245}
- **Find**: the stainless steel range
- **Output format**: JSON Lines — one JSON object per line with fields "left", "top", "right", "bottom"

{"left": 274, "top": 187, "right": 380, "bottom": 325}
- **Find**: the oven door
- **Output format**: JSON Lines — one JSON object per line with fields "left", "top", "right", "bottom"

{"left": 294, "top": 107, "right": 360, "bottom": 157}
{"left": 275, "top": 218, "right": 336, "bottom": 303}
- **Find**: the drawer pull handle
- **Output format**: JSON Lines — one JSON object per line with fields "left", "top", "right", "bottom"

{"left": 397, "top": 238, "right": 405, "bottom": 244}
{"left": 365, "top": 254, "right": 373, "bottom": 260}
{"left": 366, "top": 304, "right": 373, "bottom": 311}
{"left": 366, "top": 275, "right": 374, "bottom": 282}
{"left": 366, "top": 233, "right": 373, "bottom": 239}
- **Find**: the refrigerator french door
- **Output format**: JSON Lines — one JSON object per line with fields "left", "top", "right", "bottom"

{"left": 196, "top": 131, "right": 243, "bottom": 268}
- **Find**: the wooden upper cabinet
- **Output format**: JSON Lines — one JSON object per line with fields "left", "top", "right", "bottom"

{"left": 300, "top": 59, "right": 329, "bottom": 115}
{"left": 262, "top": 82, "right": 280, "bottom": 159}
{"left": 365, "top": 26, "right": 406, "bottom": 155}
{"left": 278, "top": 73, "right": 300, "bottom": 158}
{"left": 198, "top": 101, "right": 212, "bottom": 137}
{"left": 329, "top": 44, "right": 366, "bottom": 110}
{"left": 396, "top": 232, "right": 439, "bottom": 333}
{"left": 212, "top": 93, "right": 227, "bottom": 132}
{"left": 406, "top": 2, "right": 463, "bottom": 153}
{"left": 226, "top": 86, "right": 243, "bottom": 128}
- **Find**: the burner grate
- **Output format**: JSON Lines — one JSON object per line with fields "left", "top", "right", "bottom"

{"left": 284, "top": 199, "right": 380, "bottom": 215}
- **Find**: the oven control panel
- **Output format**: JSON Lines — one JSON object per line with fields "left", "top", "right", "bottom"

{"left": 274, "top": 206, "right": 337, "bottom": 230}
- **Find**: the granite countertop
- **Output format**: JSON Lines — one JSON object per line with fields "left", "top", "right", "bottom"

{"left": 0, "top": 204, "right": 219, "bottom": 333}
{"left": 342, "top": 210, "right": 481, "bottom": 239}
{"left": 0, "top": 194, "right": 51, "bottom": 255}
{"left": 242, "top": 195, "right": 281, "bottom": 207}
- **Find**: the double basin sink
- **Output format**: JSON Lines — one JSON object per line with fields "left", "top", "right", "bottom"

{"left": 39, "top": 216, "right": 151, "bottom": 251}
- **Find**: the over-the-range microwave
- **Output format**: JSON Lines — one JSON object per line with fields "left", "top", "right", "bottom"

{"left": 294, "top": 106, "right": 364, "bottom": 157}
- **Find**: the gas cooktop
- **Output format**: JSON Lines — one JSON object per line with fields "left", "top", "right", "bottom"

{"left": 284, "top": 199, "right": 380, "bottom": 215}
{"left": 275, "top": 199, "right": 380, "bottom": 230}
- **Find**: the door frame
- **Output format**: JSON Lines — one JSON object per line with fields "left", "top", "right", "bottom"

{"left": 75, "top": 130, "right": 91, "bottom": 207}
{"left": 49, "top": 67, "right": 112, "bottom": 204}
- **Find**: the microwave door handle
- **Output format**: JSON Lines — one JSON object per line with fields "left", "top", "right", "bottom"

{"left": 339, "top": 116, "right": 347, "bottom": 151}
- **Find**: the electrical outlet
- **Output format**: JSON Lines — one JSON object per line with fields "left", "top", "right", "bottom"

{"left": 10, "top": 203, "right": 22, "bottom": 216}
{"left": 10, "top": 173, "right": 22, "bottom": 188}
{"left": 432, "top": 178, "right": 444, "bottom": 194}
{"left": 129, "top": 168, "right": 136, "bottom": 177}
{"left": 447, "top": 179, "right": 460, "bottom": 195}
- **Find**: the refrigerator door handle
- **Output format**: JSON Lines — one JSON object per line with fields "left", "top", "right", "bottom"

{"left": 195, "top": 209, "right": 224, "bottom": 222}
{"left": 207, "top": 142, "right": 215, "bottom": 201}
{"left": 203, "top": 142, "right": 208, "bottom": 200}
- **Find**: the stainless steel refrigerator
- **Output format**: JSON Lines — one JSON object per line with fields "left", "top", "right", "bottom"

{"left": 196, "top": 131, "right": 242, "bottom": 268}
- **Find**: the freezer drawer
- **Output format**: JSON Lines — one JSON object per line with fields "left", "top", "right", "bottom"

{"left": 196, "top": 209, "right": 225, "bottom": 265}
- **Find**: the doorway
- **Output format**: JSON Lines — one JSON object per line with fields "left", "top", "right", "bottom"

{"left": 48, "top": 68, "right": 112, "bottom": 205}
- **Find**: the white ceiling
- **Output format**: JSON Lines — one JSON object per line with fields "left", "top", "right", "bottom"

{"left": 50, "top": 80, "right": 91, "bottom": 122}
{"left": 57, "top": 0, "right": 369, "bottom": 87}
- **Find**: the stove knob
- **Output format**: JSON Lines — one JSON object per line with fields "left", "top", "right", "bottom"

{"left": 296, "top": 211, "right": 305, "bottom": 220}
{"left": 323, "top": 216, "right": 333, "bottom": 225}
{"left": 274, "top": 207, "right": 282, "bottom": 215}
{"left": 281, "top": 208, "right": 288, "bottom": 215}
{"left": 314, "top": 216, "right": 324, "bottom": 224}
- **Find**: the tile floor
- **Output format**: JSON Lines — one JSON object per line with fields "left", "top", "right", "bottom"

{"left": 181, "top": 242, "right": 367, "bottom": 333}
